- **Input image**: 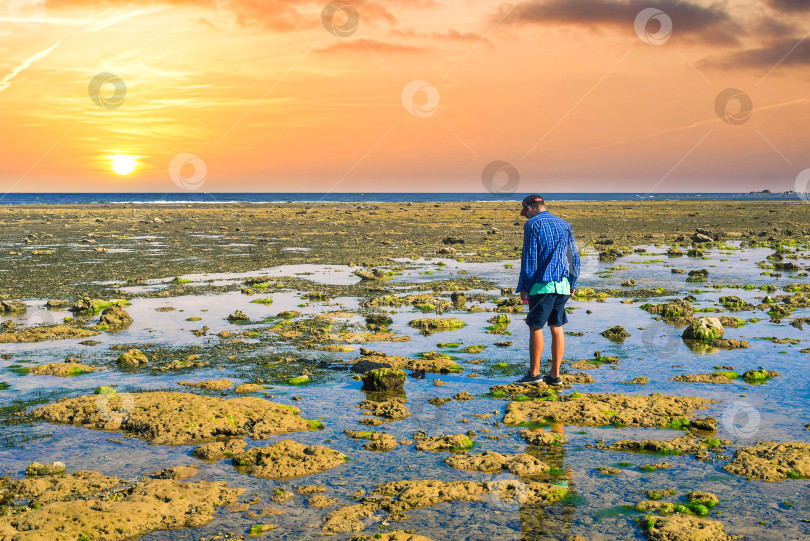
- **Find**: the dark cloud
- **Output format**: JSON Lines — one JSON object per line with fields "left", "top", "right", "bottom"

{"left": 769, "top": 0, "right": 810, "bottom": 12}
{"left": 702, "top": 36, "right": 810, "bottom": 68}
{"left": 750, "top": 15, "right": 798, "bottom": 37}
{"left": 497, "top": 0, "right": 744, "bottom": 45}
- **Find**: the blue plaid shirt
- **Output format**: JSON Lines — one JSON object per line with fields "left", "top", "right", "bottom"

{"left": 517, "top": 211, "right": 580, "bottom": 293}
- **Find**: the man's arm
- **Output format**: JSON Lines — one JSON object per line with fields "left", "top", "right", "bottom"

{"left": 566, "top": 227, "right": 580, "bottom": 291}
{"left": 517, "top": 221, "right": 537, "bottom": 294}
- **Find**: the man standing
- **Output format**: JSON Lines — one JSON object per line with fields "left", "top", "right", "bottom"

{"left": 514, "top": 195, "right": 580, "bottom": 385}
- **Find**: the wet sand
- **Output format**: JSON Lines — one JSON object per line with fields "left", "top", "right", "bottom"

{"left": 0, "top": 199, "right": 808, "bottom": 540}
{"left": 1, "top": 200, "right": 807, "bottom": 299}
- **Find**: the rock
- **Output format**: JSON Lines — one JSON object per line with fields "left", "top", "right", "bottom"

{"left": 150, "top": 465, "right": 199, "bottom": 480}
{"left": 682, "top": 317, "right": 724, "bottom": 342}
{"left": 28, "top": 362, "right": 96, "bottom": 377}
{"left": 178, "top": 379, "right": 233, "bottom": 391}
{"left": 689, "top": 417, "right": 718, "bottom": 431}
{"left": 309, "top": 495, "right": 338, "bottom": 508}
{"left": 99, "top": 305, "right": 133, "bottom": 330}
{"left": 365, "top": 313, "right": 393, "bottom": 330}
{"left": 232, "top": 440, "right": 346, "bottom": 479}
{"left": 408, "top": 317, "right": 466, "bottom": 331}
{"left": 33, "top": 392, "right": 317, "bottom": 445}
{"left": 437, "top": 247, "right": 456, "bottom": 255}
{"left": 671, "top": 373, "right": 735, "bottom": 385}
{"left": 344, "top": 430, "right": 398, "bottom": 452}
{"left": 348, "top": 532, "right": 436, "bottom": 541}
{"left": 642, "top": 298, "right": 692, "bottom": 323}
{"left": 718, "top": 296, "right": 754, "bottom": 310}
{"left": 0, "top": 471, "right": 241, "bottom": 540}
{"left": 0, "top": 300, "right": 26, "bottom": 312}
{"left": 117, "top": 348, "right": 149, "bottom": 368}
{"left": 359, "top": 398, "right": 410, "bottom": 420}
{"left": 519, "top": 430, "right": 567, "bottom": 447}
{"left": 349, "top": 353, "right": 461, "bottom": 374}
{"left": 453, "top": 392, "right": 474, "bottom": 401}
{"left": 353, "top": 268, "right": 391, "bottom": 281}
{"left": 622, "top": 376, "right": 649, "bottom": 385}
{"left": 226, "top": 310, "right": 249, "bottom": 322}
{"left": 600, "top": 435, "right": 728, "bottom": 460}
{"left": 741, "top": 368, "right": 779, "bottom": 382}
{"left": 361, "top": 368, "right": 406, "bottom": 392}
{"left": 445, "top": 451, "right": 549, "bottom": 475}
{"left": 598, "top": 467, "right": 621, "bottom": 475}
{"left": 600, "top": 325, "right": 630, "bottom": 341}
{"left": 413, "top": 433, "right": 473, "bottom": 451}
{"left": 643, "top": 513, "right": 733, "bottom": 540}
{"left": 503, "top": 393, "right": 714, "bottom": 428}
{"left": 442, "top": 236, "right": 464, "bottom": 245}
{"left": 192, "top": 439, "right": 248, "bottom": 461}
{"left": 25, "top": 461, "right": 66, "bottom": 477}
{"left": 691, "top": 232, "right": 713, "bottom": 243}
{"left": 234, "top": 383, "right": 265, "bottom": 393}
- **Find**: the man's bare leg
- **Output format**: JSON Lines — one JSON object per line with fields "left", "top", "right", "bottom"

{"left": 529, "top": 327, "right": 543, "bottom": 377}
{"left": 549, "top": 325, "right": 565, "bottom": 378}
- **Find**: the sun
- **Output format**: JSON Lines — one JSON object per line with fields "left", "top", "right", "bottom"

{"left": 110, "top": 154, "right": 137, "bottom": 175}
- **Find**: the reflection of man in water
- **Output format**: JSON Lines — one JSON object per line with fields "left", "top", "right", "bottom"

{"left": 519, "top": 423, "right": 576, "bottom": 539}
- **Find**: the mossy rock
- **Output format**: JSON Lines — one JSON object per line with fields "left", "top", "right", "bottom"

{"left": 361, "top": 368, "right": 406, "bottom": 392}
{"left": 682, "top": 317, "right": 724, "bottom": 342}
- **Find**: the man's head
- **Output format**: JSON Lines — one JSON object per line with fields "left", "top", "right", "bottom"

{"left": 520, "top": 194, "right": 545, "bottom": 218}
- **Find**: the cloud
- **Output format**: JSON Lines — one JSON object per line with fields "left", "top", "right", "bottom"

{"left": 497, "top": 0, "right": 744, "bottom": 45}
{"left": 41, "top": 0, "right": 436, "bottom": 31}
{"left": 0, "top": 41, "right": 62, "bottom": 94}
{"left": 768, "top": 0, "right": 810, "bottom": 13}
{"left": 702, "top": 36, "right": 810, "bottom": 69}
{"left": 315, "top": 38, "right": 425, "bottom": 53}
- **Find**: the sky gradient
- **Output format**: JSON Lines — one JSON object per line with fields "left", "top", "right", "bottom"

{"left": 0, "top": 0, "right": 808, "bottom": 193}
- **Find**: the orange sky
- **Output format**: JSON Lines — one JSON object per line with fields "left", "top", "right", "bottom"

{"left": 0, "top": 0, "right": 808, "bottom": 193}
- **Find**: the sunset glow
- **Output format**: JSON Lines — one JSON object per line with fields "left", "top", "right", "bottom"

{"left": 110, "top": 154, "right": 137, "bottom": 176}
{"left": 0, "top": 0, "right": 807, "bottom": 193}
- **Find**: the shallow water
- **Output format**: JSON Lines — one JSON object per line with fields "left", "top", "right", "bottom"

{"left": 1, "top": 244, "right": 809, "bottom": 540}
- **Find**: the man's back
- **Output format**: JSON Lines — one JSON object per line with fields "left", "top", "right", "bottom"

{"left": 517, "top": 210, "right": 579, "bottom": 293}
